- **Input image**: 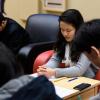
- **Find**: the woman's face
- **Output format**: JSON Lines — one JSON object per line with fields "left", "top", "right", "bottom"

{"left": 60, "top": 21, "right": 76, "bottom": 42}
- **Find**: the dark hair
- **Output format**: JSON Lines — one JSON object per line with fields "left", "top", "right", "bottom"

{"left": 0, "top": 0, "right": 6, "bottom": 22}
{"left": 0, "top": 13, "right": 5, "bottom": 21}
{"left": 54, "top": 9, "right": 84, "bottom": 60}
{"left": 0, "top": 0, "right": 5, "bottom": 13}
{"left": 9, "top": 76, "right": 62, "bottom": 100}
{"left": 71, "top": 19, "right": 100, "bottom": 61}
{"left": 0, "top": 42, "right": 23, "bottom": 87}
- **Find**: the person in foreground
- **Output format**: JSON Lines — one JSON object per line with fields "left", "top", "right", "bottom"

{"left": 0, "top": 13, "right": 31, "bottom": 55}
{"left": 71, "top": 19, "right": 100, "bottom": 100}
{"left": 37, "top": 9, "right": 94, "bottom": 78}
{"left": 0, "top": 75, "right": 62, "bottom": 100}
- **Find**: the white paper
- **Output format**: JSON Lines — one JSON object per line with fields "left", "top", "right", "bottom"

{"left": 30, "top": 73, "right": 38, "bottom": 77}
{"left": 55, "top": 86, "right": 75, "bottom": 98}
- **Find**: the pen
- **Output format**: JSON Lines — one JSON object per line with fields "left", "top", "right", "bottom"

{"left": 68, "top": 77, "right": 78, "bottom": 82}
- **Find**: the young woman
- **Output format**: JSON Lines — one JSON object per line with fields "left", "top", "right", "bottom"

{"left": 37, "top": 9, "right": 94, "bottom": 78}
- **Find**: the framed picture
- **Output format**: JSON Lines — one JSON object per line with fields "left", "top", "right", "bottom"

{"left": 42, "top": 0, "right": 67, "bottom": 12}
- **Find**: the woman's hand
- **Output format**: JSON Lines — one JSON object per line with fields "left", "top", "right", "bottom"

{"left": 37, "top": 66, "right": 56, "bottom": 78}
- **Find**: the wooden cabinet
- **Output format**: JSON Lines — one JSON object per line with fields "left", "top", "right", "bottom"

{"left": 67, "top": 88, "right": 95, "bottom": 100}
{"left": 53, "top": 77, "right": 100, "bottom": 100}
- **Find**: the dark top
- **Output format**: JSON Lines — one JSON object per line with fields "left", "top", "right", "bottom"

{"left": 0, "top": 17, "right": 30, "bottom": 54}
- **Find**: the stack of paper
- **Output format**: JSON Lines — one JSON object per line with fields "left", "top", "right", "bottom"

{"left": 55, "top": 86, "right": 76, "bottom": 98}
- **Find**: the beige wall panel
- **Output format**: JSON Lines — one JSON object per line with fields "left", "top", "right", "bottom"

{"left": 5, "top": 0, "right": 19, "bottom": 20}
{"left": 19, "top": 0, "right": 39, "bottom": 20}
{"left": 5, "top": 0, "right": 39, "bottom": 27}
{"left": 67, "top": 0, "right": 100, "bottom": 21}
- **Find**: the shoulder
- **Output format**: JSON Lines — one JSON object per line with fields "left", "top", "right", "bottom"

{"left": 79, "top": 53, "right": 90, "bottom": 60}
{"left": 78, "top": 53, "right": 91, "bottom": 64}
{"left": 6, "top": 18, "right": 25, "bottom": 32}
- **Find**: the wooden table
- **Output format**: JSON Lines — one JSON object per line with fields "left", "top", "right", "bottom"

{"left": 52, "top": 77, "right": 100, "bottom": 100}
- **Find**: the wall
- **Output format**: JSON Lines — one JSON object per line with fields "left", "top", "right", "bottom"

{"left": 4, "top": 0, "right": 100, "bottom": 27}
{"left": 5, "top": 0, "right": 39, "bottom": 28}
{"left": 67, "top": 0, "right": 100, "bottom": 21}
{"left": 41, "top": 0, "right": 100, "bottom": 21}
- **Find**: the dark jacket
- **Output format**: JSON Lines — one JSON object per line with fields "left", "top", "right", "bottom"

{"left": 0, "top": 75, "right": 33, "bottom": 100}
{"left": 0, "top": 17, "right": 31, "bottom": 54}
{"left": 0, "top": 75, "right": 62, "bottom": 100}
{"left": 9, "top": 75, "right": 62, "bottom": 100}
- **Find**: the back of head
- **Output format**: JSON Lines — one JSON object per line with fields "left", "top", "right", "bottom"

{"left": 72, "top": 19, "right": 100, "bottom": 54}
{"left": 0, "top": 42, "right": 23, "bottom": 87}
{"left": 59, "top": 9, "right": 84, "bottom": 31}
{"left": 9, "top": 76, "right": 62, "bottom": 100}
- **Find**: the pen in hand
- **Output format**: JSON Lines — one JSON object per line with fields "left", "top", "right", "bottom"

{"left": 68, "top": 77, "right": 78, "bottom": 82}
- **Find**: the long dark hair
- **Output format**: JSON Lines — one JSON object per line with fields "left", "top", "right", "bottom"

{"left": 54, "top": 9, "right": 84, "bottom": 61}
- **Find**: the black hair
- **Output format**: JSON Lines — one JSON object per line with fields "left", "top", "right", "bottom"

{"left": 0, "top": 0, "right": 5, "bottom": 13}
{"left": 54, "top": 9, "right": 84, "bottom": 61}
{"left": 71, "top": 19, "right": 100, "bottom": 61}
{"left": 0, "top": 12, "right": 5, "bottom": 21}
{"left": 0, "top": 42, "right": 23, "bottom": 87}
{"left": 0, "top": 0, "right": 5, "bottom": 22}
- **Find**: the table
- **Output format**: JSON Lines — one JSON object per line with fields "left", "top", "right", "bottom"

{"left": 52, "top": 77, "right": 100, "bottom": 100}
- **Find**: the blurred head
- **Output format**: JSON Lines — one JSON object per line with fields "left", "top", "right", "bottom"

{"left": 59, "top": 9, "right": 84, "bottom": 43}
{"left": 73, "top": 19, "right": 100, "bottom": 67}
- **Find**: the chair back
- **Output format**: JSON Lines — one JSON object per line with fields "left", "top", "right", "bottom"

{"left": 26, "top": 14, "right": 59, "bottom": 43}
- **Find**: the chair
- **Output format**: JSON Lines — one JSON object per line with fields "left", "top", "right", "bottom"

{"left": 33, "top": 50, "right": 54, "bottom": 73}
{"left": 33, "top": 50, "right": 67, "bottom": 73}
{"left": 18, "top": 14, "right": 59, "bottom": 74}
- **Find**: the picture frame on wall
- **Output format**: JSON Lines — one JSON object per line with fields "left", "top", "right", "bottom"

{"left": 42, "top": 0, "right": 67, "bottom": 12}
